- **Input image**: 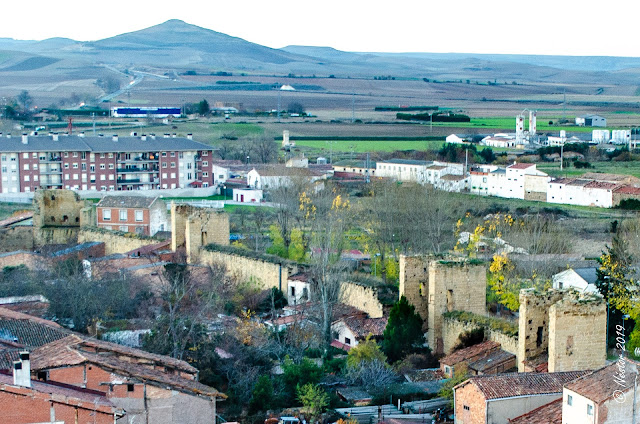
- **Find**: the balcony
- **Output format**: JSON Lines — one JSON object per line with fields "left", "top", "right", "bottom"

{"left": 39, "top": 156, "right": 62, "bottom": 163}
{"left": 116, "top": 166, "right": 159, "bottom": 173}
{"left": 117, "top": 179, "right": 142, "bottom": 184}
{"left": 41, "top": 168, "right": 63, "bottom": 174}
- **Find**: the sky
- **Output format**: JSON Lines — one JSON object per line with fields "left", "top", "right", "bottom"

{"left": 2, "top": 0, "right": 640, "bottom": 57}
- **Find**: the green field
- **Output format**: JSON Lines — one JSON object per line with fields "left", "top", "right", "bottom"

{"left": 538, "top": 161, "right": 640, "bottom": 179}
{"left": 293, "top": 139, "right": 446, "bottom": 153}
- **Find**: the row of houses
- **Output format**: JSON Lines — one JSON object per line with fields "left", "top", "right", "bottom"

{"left": 0, "top": 307, "right": 225, "bottom": 424}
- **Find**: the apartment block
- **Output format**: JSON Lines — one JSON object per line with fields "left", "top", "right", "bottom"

{"left": 0, "top": 133, "right": 214, "bottom": 193}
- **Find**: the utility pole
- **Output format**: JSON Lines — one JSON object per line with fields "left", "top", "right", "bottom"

{"left": 277, "top": 89, "right": 281, "bottom": 123}
{"left": 351, "top": 93, "right": 355, "bottom": 123}
{"left": 92, "top": 113, "right": 96, "bottom": 136}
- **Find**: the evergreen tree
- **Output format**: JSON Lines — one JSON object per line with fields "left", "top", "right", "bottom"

{"left": 382, "top": 296, "right": 425, "bottom": 362}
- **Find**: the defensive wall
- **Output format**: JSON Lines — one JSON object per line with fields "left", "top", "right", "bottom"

{"left": 442, "top": 312, "right": 519, "bottom": 360}
{"left": 339, "top": 281, "right": 387, "bottom": 319}
{"left": 170, "top": 204, "right": 229, "bottom": 262}
{"left": 78, "top": 228, "right": 162, "bottom": 255}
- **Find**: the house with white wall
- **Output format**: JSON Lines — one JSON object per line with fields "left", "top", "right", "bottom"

{"left": 547, "top": 178, "right": 618, "bottom": 208}
{"left": 247, "top": 166, "right": 325, "bottom": 190}
{"left": 375, "top": 159, "right": 428, "bottom": 183}
{"left": 552, "top": 268, "right": 599, "bottom": 294}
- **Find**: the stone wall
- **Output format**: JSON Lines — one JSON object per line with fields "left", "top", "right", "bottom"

{"left": 517, "top": 289, "right": 565, "bottom": 372}
{"left": 0, "top": 251, "right": 43, "bottom": 271}
{"left": 0, "top": 227, "right": 34, "bottom": 252}
{"left": 35, "top": 227, "right": 80, "bottom": 246}
{"left": 198, "top": 249, "right": 297, "bottom": 291}
{"left": 548, "top": 292, "right": 606, "bottom": 372}
{"left": 443, "top": 317, "right": 518, "bottom": 360}
{"left": 399, "top": 255, "right": 430, "bottom": 322}
{"left": 33, "top": 189, "right": 86, "bottom": 246}
{"left": 427, "top": 259, "right": 487, "bottom": 354}
{"left": 339, "top": 281, "right": 384, "bottom": 319}
{"left": 171, "top": 204, "right": 230, "bottom": 260}
{"left": 400, "top": 255, "right": 487, "bottom": 355}
{"left": 78, "top": 229, "right": 160, "bottom": 255}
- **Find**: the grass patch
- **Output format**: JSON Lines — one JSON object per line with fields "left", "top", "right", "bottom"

{"left": 537, "top": 161, "right": 640, "bottom": 179}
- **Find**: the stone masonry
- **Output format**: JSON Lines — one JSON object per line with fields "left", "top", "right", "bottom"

{"left": 33, "top": 189, "right": 86, "bottom": 246}
{"left": 518, "top": 288, "right": 606, "bottom": 372}
{"left": 170, "top": 203, "right": 230, "bottom": 262}
{"left": 399, "top": 255, "right": 487, "bottom": 354}
{"left": 548, "top": 291, "right": 606, "bottom": 372}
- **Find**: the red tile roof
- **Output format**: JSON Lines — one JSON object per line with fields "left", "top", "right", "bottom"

{"left": 441, "top": 341, "right": 500, "bottom": 366}
{"left": 508, "top": 398, "right": 562, "bottom": 424}
{"left": 614, "top": 185, "right": 640, "bottom": 195}
{"left": 0, "top": 371, "right": 119, "bottom": 412}
{"left": 339, "top": 316, "right": 388, "bottom": 339}
{"left": 584, "top": 181, "right": 619, "bottom": 190}
{"left": 0, "top": 212, "right": 33, "bottom": 228}
{"left": 508, "top": 163, "right": 535, "bottom": 170}
{"left": 564, "top": 360, "right": 639, "bottom": 404}
{"left": 456, "top": 371, "right": 588, "bottom": 400}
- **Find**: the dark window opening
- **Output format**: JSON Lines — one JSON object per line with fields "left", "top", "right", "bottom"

{"left": 37, "top": 371, "right": 47, "bottom": 381}
{"left": 75, "top": 217, "right": 79, "bottom": 223}
{"left": 51, "top": 195, "right": 55, "bottom": 201}
{"left": 127, "top": 384, "right": 135, "bottom": 392}
{"left": 536, "top": 326, "right": 544, "bottom": 348}
{"left": 50, "top": 216, "right": 55, "bottom": 222}
{"left": 344, "top": 337, "right": 351, "bottom": 345}
{"left": 291, "top": 286, "right": 295, "bottom": 297}
{"left": 63, "top": 215, "right": 68, "bottom": 222}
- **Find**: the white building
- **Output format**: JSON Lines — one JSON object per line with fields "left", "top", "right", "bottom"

{"left": 435, "top": 174, "right": 468, "bottom": 192}
{"left": 469, "top": 165, "right": 498, "bottom": 195}
{"left": 247, "top": 166, "right": 325, "bottom": 190}
{"left": 375, "top": 159, "right": 428, "bottom": 183}
{"left": 591, "top": 129, "right": 610, "bottom": 144}
{"left": 576, "top": 114, "right": 606, "bottom": 127}
{"left": 552, "top": 268, "right": 599, "bottom": 294}
{"left": 481, "top": 134, "right": 517, "bottom": 148}
{"left": 561, "top": 361, "right": 640, "bottom": 424}
{"left": 611, "top": 129, "right": 631, "bottom": 145}
{"left": 232, "top": 188, "right": 263, "bottom": 203}
{"left": 547, "top": 178, "right": 618, "bottom": 208}
{"left": 446, "top": 134, "right": 466, "bottom": 144}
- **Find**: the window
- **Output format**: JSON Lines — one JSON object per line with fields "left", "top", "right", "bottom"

{"left": 100, "top": 153, "right": 105, "bottom": 158}
{"left": 119, "top": 209, "right": 127, "bottom": 221}
{"left": 90, "top": 165, "right": 95, "bottom": 172}
{"left": 90, "top": 153, "right": 95, "bottom": 162}
{"left": 81, "top": 163, "right": 86, "bottom": 170}
{"left": 34, "top": 175, "right": 38, "bottom": 181}
{"left": 120, "top": 225, "right": 128, "bottom": 232}
{"left": 291, "top": 286, "right": 296, "bottom": 297}
{"left": 100, "top": 175, "right": 106, "bottom": 181}
{"left": 170, "top": 173, "right": 176, "bottom": 179}
{"left": 24, "top": 175, "right": 29, "bottom": 182}
{"left": 23, "top": 153, "right": 28, "bottom": 159}
{"left": 203, "top": 161, "right": 208, "bottom": 166}
{"left": 171, "top": 162, "right": 176, "bottom": 168}
{"left": 1, "top": 156, "right": 5, "bottom": 161}
{"left": 186, "top": 163, "right": 192, "bottom": 169}
{"left": 103, "top": 209, "right": 111, "bottom": 221}
{"left": 135, "top": 210, "right": 143, "bottom": 222}
{"left": 73, "top": 163, "right": 78, "bottom": 169}
{"left": 33, "top": 164, "right": 38, "bottom": 170}
{"left": 108, "top": 175, "right": 114, "bottom": 180}
{"left": 463, "top": 405, "right": 470, "bottom": 411}
{"left": 108, "top": 153, "right": 113, "bottom": 158}
{"left": 344, "top": 337, "right": 351, "bottom": 345}
{"left": 162, "top": 173, "right": 167, "bottom": 179}
{"left": 187, "top": 173, "right": 192, "bottom": 180}
{"left": 72, "top": 174, "right": 78, "bottom": 180}
{"left": 100, "top": 164, "right": 105, "bottom": 170}
{"left": 108, "top": 164, "right": 114, "bottom": 169}
{"left": 64, "top": 152, "right": 69, "bottom": 158}
{"left": 170, "top": 152, "right": 175, "bottom": 157}
{"left": 64, "top": 163, "right": 69, "bottom": 169}
{"left": 203, "top": 172, "right": 208, "bottom": 178}
{"left": 202, "top": 151, "right": 208, "bottom": 156}
{"left": 162, "top": 162, "right": 167, "bottom": 168}
{"left": 567, "top": 395, "right": 572, "bottom": 406}
{"left": 23, "top": 164, "right": 29, "bottom": 170}
{"left": 127, "top": 384, "right": 135, "bottom": 392}
{"left": 587, "top": 404, "right": 593, "bottom": 415}
{"left": 162, "top": 152, "right": 167, "bottom": 157}
{"left": 179, "top": 152, "right": 183, "bottom": 159}
{"left": 536, "top": 326, "right": 543, "bottom": 348}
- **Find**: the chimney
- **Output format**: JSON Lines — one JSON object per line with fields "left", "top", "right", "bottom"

{"left": 150, "top": 133, "right": 156, "bottom": 140}
{"left": 78, "top": 131, "right": 85, "bottom": 138}
{"left": 12, "top": 351, "right": 31, "bottom": 388}
{"left": 52, "top": 133, "right": 59, "bottom": 142}
{"left": 164, "top": 133, "right": 170, "bottom": 138}
{"left": 141, "top": 134, "right": 147, "bottom": 141}
{"left": 187, "top": 133, "right": 193, "bottom": 140}
{"left": 172, "top": 133, "right": 177, "bottom": 138}
{"left": 112, "top": 134, "right": 118, "bottom": 142}
{"left": 21, "top": 133, "right": 28, "bottom": 144}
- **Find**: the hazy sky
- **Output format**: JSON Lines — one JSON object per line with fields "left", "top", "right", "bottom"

{"left": 2, "top": 0, "right": 639, "bottom": 57}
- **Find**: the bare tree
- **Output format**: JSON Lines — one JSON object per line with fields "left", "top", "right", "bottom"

{"left": 253, "top": 136, "right": 279, "bottom": 164}
{"left": 216, "top": 139, "right": 236, "bottom": 160}
{"left": 17, "top": 90, "right": 32, "bottom": 113}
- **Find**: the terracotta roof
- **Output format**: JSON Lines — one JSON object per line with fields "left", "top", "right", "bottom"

{"left": 468, "top": 349, "right": 516, "bottom": 373}
{"left": 441, "top": 341, "right": 500, "bottom": 366}
{"left": 564, "top": 360, "right": 639, "bottom": 404}
{"left": 549, "top": 178, "right": 576, "bottom": 185}
{"left": 508, "top": 398, "right": 562, "bottom": 424}
{"left": 0, "top": 307, "right": 69, "bottom": 349}
{"left": 456, "top": 371, "right": 588, "bottom": 400}
{"left": 330, "top": 340, "right": 351, "bottom": 351}
{"left": 96, "top": 195, "right": 160, "bottom": 209}
{"left": 614, "top": 185, "right": 640, "bottom": 195}
{"left": 584, "top": 181, "right": 619, "bottom": 190}
{"left": 508, "top": 163, "right": 535, "bottom": 169}
{"left": 31, "top": 335, "right": 225, "bottom": 399}
{"left": 0, "top": 371, "right": 119, "bottom": 413}
{"left": 0, "top": 212, "right": 33, "bottom": 228}
{"left": 32, "top": 334, "right": 197, "bottom": 374}
{"left": 340, "top": 316, "right": 388, "bottom": 339}
{"left": 567, "top": 179, "right": 592, "bottom": 187}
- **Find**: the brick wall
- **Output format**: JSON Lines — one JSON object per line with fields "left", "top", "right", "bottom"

{"left": 454, "top": 382, "right": 486, "bottom": 424}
